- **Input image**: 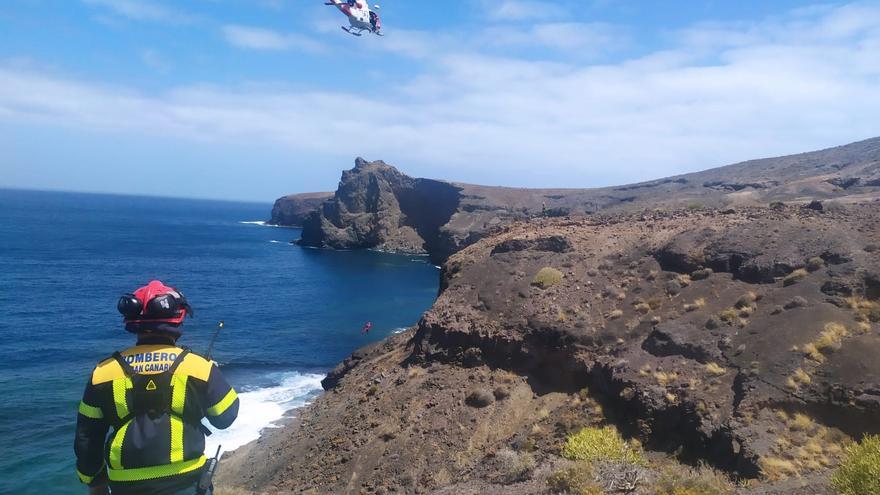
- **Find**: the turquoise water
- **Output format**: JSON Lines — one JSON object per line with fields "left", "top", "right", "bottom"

{"left": 0, "top": 189, "right": 440, "bottom": 495}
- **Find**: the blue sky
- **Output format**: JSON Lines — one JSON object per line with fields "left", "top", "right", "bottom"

{"left": 1, "top": 1, "right": 878, "bottom": 202}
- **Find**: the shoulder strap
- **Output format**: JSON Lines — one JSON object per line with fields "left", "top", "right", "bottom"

{"left": 168, "top": 348, "right": 190, "bottom": 375}
{"left": 112, "top": 351, "right": 136, "bottom": 377}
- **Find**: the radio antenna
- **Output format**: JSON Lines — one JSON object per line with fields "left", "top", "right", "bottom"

{"left": 206, "top": 321, "right": 224, "bottom": 359}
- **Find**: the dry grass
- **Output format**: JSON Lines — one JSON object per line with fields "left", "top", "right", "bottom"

{"left": 783, "top": 268, "right": 809, "bottom": 286}
{"left": 736, "top": 292, "right": 759, "bottom": 308}
{"left": 634, "top": 302, "right": 652, "bottom": 314}
{"left": 547, "top": 462, "right": 602, "bottom": 495}
{"left": 801, "top": 322, "right": 849, "bottom": 363}
{"left": 676, "top": 274, "right": 692, "bottom": 287}
{"left": 786, "top": 368, "right": 812, "bottom": 391}
{"left": 654, "top": 464, "right": 734, "bottom": 495}
{"left": 608, "top": 309, "right": 624, "bottom": 320}
{"left": 760, "top": 457, "right": 799, "bottom": 481}
{"left": 654, "top": 371, "right": 679, "bottom": 387}
{"left": 496, "top": 448, "right": 536, "bottom": 483}
{"left": 718, "top": 308, "right": 738, "bottom": 324}
{"left": 684, "top": 298, "right": 706, "bottom": 312}
{"left": 705, "top": 362, "right": 727, "bottom": 377}
{"left": 768, "top": 409, "right": 851, "bottom": 479}
{"left": 846, "top": 297, "right": 880, "bottom": 323}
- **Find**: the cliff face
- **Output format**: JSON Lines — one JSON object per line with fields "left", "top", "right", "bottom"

{"left": 286, "top": 137, "right": 880, "bottom": 263}
{"left": 268, "top": 192, "right": 333, "bottom": 226}
{"left": 219, "top": 203, "right": 880, "bottom": 495}
{"left": 299, "top": 158, "right": 462, "bottom": 261}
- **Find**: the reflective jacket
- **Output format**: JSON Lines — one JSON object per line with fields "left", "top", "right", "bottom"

{"left": 74, "top": 344, "right": 239, "bottom": 494}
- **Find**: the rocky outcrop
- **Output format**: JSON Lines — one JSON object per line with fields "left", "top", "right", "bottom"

{"left": 218, "top": 203, "right": 880, "bottom": 495}
{"left": 268, "top": 192, "right": 333, "bottom": 226}
{"left": 283, "top": 137, "right": 880, "bottom": 263}
{"left": 298, "top": 158, "right": 462, "bottom": 261}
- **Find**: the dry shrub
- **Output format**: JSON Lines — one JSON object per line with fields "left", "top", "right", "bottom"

{"left": 654, "top": 371, "right": 678, "bottom": 387}
{"left": 495, "top": 448, "right": 536, "bottom": 483}
{"left": 759, "top": 457, "right": 799, "bottom": 481}
{"left": 806, "top": 257, "right": 825, "bottom": 272}
{"left": 735, "top": 292, "right": 759, "bottom": 308}
{"left": 547, "top": 462, "right": 602, "bottom": 495}
{"left": 684, "top": 298, "right": 706, "bottom": 312}
{"left": 608, "top": 309, "right": 624, "bottom": 320}
{"left": 718, "top": 308, "right": 738, "bottom": 324}
{"left": 533, "top": 267, "right": 564, "bottom": 288}
{"left": 654, "top": 463, "right": 733, "bottom": 495}
{"left": 783, "top": 268, "right": 808, "bottom": 286}
{"left": 705, "top": 362, "right": 726, "bottom": 377}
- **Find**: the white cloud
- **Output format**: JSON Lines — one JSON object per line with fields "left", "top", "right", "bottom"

{"left": 3, "top": 3, "right": 880, "bottom": 187}
{"left": 81, "top": 0, "right": 192, "bottom": 24}
{"left": 484, "top": 22, "right": 628, "bottom": 52}
{"left": 222, "top": 25, "right": 326, "bottom": 53}
{"left": 484, "top": 0, "right": 566, "bottom": 21}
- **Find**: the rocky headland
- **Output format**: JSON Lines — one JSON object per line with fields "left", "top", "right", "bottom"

{"left": 274, "top": 137, "right": 880, "bottom": 264}
{"left": 221, "top": 138, "right": 880, "bottom": 494}
{"left": 269, "top": 192, "right": 334, "bottom": 227}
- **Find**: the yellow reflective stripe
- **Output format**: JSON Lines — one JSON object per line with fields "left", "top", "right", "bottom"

{"left": 76, "top": 469, "right": 95, "bottom": 484}
{"left": 171, "top": 374, "right": 187, "bottom": 415}
{"left": 112, "top": 377, "right": 133, "bottom": 419}
{"left": 207, "top": 389, "right": 238, "bottom": 416}
{"left": 170, "top": 416, "right": 184, "bottom": 463}
{"left": 109, "top": 422, "right": 130, "bottom": 470}
{"left": 107, "top": 455, "right": 206, "bottom": 482}
{"left": 78, "top": 401, "right": 104, "bottom": 419}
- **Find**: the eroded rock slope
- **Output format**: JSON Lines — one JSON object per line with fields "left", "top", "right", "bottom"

{"left": 219, "top": 203, "right": 880, "bottom": 495}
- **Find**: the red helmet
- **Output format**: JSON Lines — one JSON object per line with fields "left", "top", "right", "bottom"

{"left": 117, "top": 280, "right": 192, "bottom": 325}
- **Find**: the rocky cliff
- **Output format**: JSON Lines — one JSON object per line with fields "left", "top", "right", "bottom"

{"left": 268, "top": 192, "right": 333, "bottom": 226}
{"left": 219, "top": 202, "right": 880, "bottom": 495}
{"left": 218, "top": 138, "right": 880, "bottom": 494}
{"left": 280, "top": 137, "right": 880, "bottom": 263}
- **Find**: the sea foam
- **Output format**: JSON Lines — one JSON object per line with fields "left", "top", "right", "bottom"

{"left": 204, "top": 371, "right": 324, "bottom": 455}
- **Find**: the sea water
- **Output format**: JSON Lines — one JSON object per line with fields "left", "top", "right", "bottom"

{"left": 0, "top": 189, "right": 440, "bottom": 495}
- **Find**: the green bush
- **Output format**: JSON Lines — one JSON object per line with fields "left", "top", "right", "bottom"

{"left": 532, "top": 267, "right": 564, "bottom": 289}
{"left": 562, "top": 426, "right": 644, "bottom": 464}
{"left": 832, "top": 435, "right": 880, "bottom": 495}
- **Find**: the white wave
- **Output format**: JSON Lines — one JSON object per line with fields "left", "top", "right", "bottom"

{"left": 239, "top": 221, "right": 296, "bottom": 229}
{"left": 392, "top": 327, "right": 409, "bottom": 334}
{"left": 268, "top": 240, "right": 283, "bottom": 244}
{"left": 204, "top": 371, "right": 324, "bottom": 455}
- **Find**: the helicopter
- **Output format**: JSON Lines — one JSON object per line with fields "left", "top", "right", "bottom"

{"left": 325, "top": 0, "right": 383, "bottom": 36}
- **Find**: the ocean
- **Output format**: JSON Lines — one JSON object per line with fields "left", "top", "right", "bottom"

{"left": 0, "top": 189, "right": 440, "bottom": 495}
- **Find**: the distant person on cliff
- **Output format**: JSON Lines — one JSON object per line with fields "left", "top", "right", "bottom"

{"left": 74, "top": 280, "right": 239, "bottom": 495}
